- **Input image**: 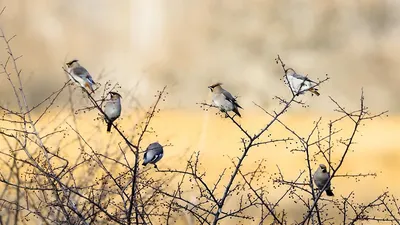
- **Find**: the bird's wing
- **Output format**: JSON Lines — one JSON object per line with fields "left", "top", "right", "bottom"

{"left": 72, "top": 67, "right": 95, "bottom": 84}
{"left": 86, "top": 76, "right": 95, "bottom": 85}
{"left": 294, "top": 73, "right": 317, "bottom": 84}
{"left": 292, "top": 73, "right": 316, "bottom": 83}
{"left": 150, "top": 154, "right": 160, "bottom": 163}
{"left": 150, "top": 143, "right": 163, "bottom": 153}
{"left": 72, "top": 67, "right": 88, "bottom": 76}
{"left": 222, "top": 90, "right": 243, "bottom": 109}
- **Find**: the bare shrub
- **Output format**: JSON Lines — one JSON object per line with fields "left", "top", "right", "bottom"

{"left": 0, "top": 7, "right": 397, "bottom": 225}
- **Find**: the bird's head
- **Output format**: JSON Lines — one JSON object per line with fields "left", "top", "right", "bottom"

{"left": 285, "top": 68, "right": 296, "bottom": 77}
{"left": 66, "top": 59, "right": 79, "bottom": 68}
{"left": 148, "top": 142, "right": 163, "bottom": 151}
{"left": 208, "top": 82, "right": 223, "bottom": 92}
{"left": 319, "top": 164, "right": 327, "bottom": 173}
{"left": 109, "top": 91, "right": 122, "bottom": 100}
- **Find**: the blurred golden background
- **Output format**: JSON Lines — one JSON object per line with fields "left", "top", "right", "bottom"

{"left": 0, "top": 0, "right": 399, "bottom": 224}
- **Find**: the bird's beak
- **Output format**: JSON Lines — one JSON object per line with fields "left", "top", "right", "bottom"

{"left": 208, "top": 86, "right": 212, "bottom": 91}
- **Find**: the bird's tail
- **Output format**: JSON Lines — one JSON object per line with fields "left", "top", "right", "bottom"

{"left": 233, "top": 107, "right": 241, "bottom": 117}
{"left": 308, "top": 87, "right": 320, "bottom": 96}
{"left": 235, "top": 103, "right": 243, "bottom": 109}
{"left": 326, "top": 189, "right": 334, "bottom": 196}
{"left": 107, "top": 123, "right": 112, "bottom": 132}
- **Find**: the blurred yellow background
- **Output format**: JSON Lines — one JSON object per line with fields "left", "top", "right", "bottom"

{"left": 35, "top": 109, "right": 399, "bottom": 224}
{"left": 0, "top": 0, "right": 399, "bottom": 224}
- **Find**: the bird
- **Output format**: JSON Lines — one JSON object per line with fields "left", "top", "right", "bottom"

{"left": 285, "top": 68, "right": 320, "bottom": 96}
{"left": 103, "top": 92, "right": 122, "bottom": 132}
{"left": 142, "top": 142, "right": 164, "bottom": 168}
{"left": 313, "top": 164, "right": 334, "bottom": 196}
{"left": 208, "top": 83, "right": 242, "bottom": 117}
{"left": 66, "top": 59, "right": 96, "bottom": 93}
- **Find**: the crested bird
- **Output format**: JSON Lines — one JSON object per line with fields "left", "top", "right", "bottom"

{"left": 313, "top": 164, "right": 334, "bottom": 196}
{"left": 66, "top": 59, "right": 96, "bottom": 93}
{"left": 285, "top": 68, "right": 320, "bottom": 96}
{"left": 208, "top": 82, "right": 242, "bottom": 117}
{"left": 104, "top": 92, "right": 122, "bottom": 132}
{"left": 143, "top": 142, "right": 164, "bottom": 168}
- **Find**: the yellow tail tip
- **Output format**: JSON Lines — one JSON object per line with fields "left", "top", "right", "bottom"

{"left": 309, "top": 88, "right": 320, "bottom": 96}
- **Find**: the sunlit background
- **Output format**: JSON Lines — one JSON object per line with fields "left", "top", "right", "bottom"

{"left": 0, "top": 0, "right": 400, "bottom": 111}
{"left": 0, "top": 0, "right": 399, "bottom": 224}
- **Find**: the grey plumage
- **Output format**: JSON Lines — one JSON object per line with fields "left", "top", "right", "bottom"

{"left": 66, "top": 59, "right": 96, "bottom": 93}
{"left": 285, "top": 68, "right": 320, "bottom": 96}
{"left": 103, "top": 92, "right": 122, "bottom": 132}
{"left": 313, "top": 164, "right": 334, "bottom": 196}
{"left": 208, "top": 83, "right": 242, "bottom": 117}
{"left": 143, "top": 142, "right": 164, "bottom": 168}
